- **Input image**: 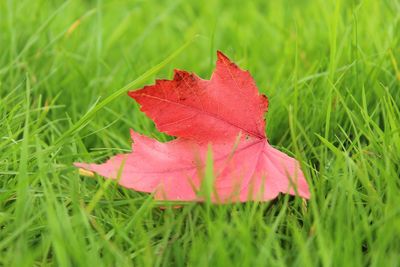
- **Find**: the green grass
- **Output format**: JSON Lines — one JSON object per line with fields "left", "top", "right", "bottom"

{"left": 1, "top": 0, "right": 400, "bottom": 266}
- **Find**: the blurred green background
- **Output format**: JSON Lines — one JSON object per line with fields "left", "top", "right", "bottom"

{"left": 1, "top": 0, "right": 399, "bottom": 266}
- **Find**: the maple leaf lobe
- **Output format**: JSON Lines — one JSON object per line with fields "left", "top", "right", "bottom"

{"left": 128, "top": 51, "right": 268, "bottom": 142}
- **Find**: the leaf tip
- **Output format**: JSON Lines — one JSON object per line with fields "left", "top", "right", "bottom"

{"left": 216, "top": 50, "right": 230, "bottom": 62}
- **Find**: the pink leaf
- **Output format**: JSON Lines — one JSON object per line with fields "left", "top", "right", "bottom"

{"left": 75, "top": 51, "right": 310, "bottom": 203}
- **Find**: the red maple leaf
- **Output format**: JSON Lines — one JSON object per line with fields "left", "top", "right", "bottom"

{"left": 75, "top": 52, "right": 310, "bottom": 202}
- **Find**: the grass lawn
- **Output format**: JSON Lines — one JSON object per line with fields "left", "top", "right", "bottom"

{"left": 1, "top": 0, "right": 399, "bottom": 266}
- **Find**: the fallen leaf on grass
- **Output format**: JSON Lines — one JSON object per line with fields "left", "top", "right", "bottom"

{"left": 75, "top": 51, "right": 310, "bottom": 202}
